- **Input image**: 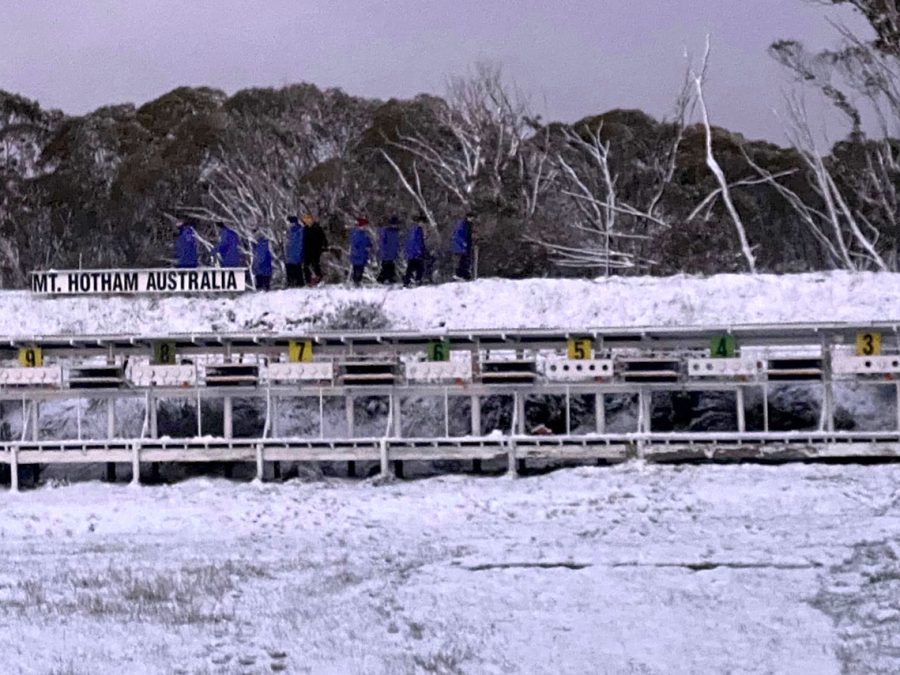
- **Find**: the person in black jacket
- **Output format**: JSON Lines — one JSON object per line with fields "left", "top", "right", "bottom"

{"left": 301, "top": 213, "right": 328, "bottom": 286}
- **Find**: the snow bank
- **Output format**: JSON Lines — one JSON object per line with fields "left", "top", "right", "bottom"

{"left": 1, "top": 271, "right": 898, "bottom": 336}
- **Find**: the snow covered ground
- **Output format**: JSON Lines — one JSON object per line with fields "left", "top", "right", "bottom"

{"left": 4, "top": 270, "right": 900, "bottom": 336}
{"left": 2, "top": 273, "right": 899, "bottom": 673}
{"left": 1, "top": 462, "right": 898, "bottom": 674}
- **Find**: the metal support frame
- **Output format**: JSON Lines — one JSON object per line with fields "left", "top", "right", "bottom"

{"left": 514, "top": 392, "right": 525, "bottom": 435}
{"left": 470, "top": 394, "right": 481, "bottom": 436}
{"left": 821, "top": 380, "right": 835, "bottom": 433}
{"left": 637, "top": 389, "right": 652, "bottom": 433}
{"left": 107, "top": 398, "right": 115, "bottom": 439}
{"left": 391, "top": 393, "right": 402, "bottom": 437}
{"left": 30, "top": 401, "right": 39, "bottom": 442}
{"left": 896, "top": 382, "right": 900, "bottom": 432}
{"left": 346, "top": 395, "right": 355, "bottom": 438}
{"left": 736, "top": 387, "right": 746, "bottom": 433}
{"left": 10, "top": 445, "right": 18, "bottom": 492}
{"left": 149, "top": 393, "right": 158, "bottom": 439}
{"left": 595, "top": 392, "right": 605, "bottom": 434}
{"left": 223, "top": 396, "right": 233, "bottom": 439}
{"left": 271, "top": 394, "right": 280, "bottom": 437}
{"left": 131, "top": 442, "right": 140, "bottom": 485}
{"left": 318, "top": 389, "right": 325, "bottom": 439}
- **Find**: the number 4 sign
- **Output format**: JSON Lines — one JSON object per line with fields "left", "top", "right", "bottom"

{"left": 710, "top": 335, "right": 736, "bottom": 358}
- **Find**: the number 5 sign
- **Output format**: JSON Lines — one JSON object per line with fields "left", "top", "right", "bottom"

{"left": 567, "top": 338, "right": 592, "bottom": 360}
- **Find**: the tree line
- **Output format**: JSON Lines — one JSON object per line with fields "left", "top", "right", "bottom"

{"left": 0, "top": 1, "right": 897, "bottom": 288}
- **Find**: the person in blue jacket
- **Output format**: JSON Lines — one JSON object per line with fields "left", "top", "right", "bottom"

{"left": 376, "top": 215, "right": 401, "bottom": 284}
{"left": 252, "top": 234, "right": 273, "bottom": 291}
{"left": 451, "top": 212, "right": 475, "bottom": 280}
{"left": 403, "top": 214, "right": 427, "bottom": 287}
{"left": 174, "top": 219, "right": 198, "bottom": 269}
{"left": 285, "top": 215, "right": 305, "bottom": 287}
{"left": 349, "top": 217, "right": 372, "bottom": 286}
{"left": 215, "top": 221, "right": 242, "bottom": 268}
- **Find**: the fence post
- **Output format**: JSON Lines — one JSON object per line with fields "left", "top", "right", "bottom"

{"left": 379, "top": 439, "right": 391, "bottom": 478}
{"left": 506, "top": 438, "right": 517, "bottom": 477}
{"left": 10, "top": 445, "right": 19, "bottom": 493}
{"left": 131, "top": 442, "right": 141, "bottom": 485}
{"left": 595, "top": 393, "right": 605, "bottom": 434}
{"left": 107, "top": 398, "right": 115, "bottom": 438}
{"left": 255, "top": 443, "right": 264, "bottom": 482}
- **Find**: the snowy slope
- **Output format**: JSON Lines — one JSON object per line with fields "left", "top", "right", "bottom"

{"left": 2, "top": 270, "right": 899, "bottom": 336}
{"left": 1, "top": 462, "right": 898, "bottom": 673}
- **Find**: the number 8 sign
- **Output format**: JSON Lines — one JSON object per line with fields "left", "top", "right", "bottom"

{"left": 153, "top": 341, "right": 177, "bottom": 365}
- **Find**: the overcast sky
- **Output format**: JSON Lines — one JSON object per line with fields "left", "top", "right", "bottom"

{"left": 0, "top": 0, "right": 870, "bottom": 141}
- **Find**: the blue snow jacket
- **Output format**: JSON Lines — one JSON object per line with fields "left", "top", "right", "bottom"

{"left": 379, "top": 225, "right": 401, "bottom": 262}
{"left": 451, "top": 219, "right": 472, "bottom": 255}
{"left": 252, "top": 238, "right": 272, "bottom": 276}
{"left": 215, "top": 226, "right": 242, "bottom": 267}
{"left": 350, "top": 228, "right": 372, "bottom": 266}
{"left": 175, "top": 223, "right": 198, "bottom": 268}
{"left": 405, "top": 224, "right": 426, "bottom": 260}
{"left": 286, "top": 222, "right": 304, "bottom": 264}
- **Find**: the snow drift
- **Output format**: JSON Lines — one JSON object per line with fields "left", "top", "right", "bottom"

{"left": 1, "top": 271, "right": 898, "bottom": 337}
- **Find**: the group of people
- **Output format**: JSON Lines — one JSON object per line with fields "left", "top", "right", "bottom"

{"left": 173, "top": 212, "right": 476, "bottom": 290}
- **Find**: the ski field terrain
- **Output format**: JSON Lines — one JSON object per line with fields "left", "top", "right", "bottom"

{"left": 1, "top": 272, "right": 899, "bottom": 673}
{"left": 1, "top": 463, "right": 898, "bottom": 673}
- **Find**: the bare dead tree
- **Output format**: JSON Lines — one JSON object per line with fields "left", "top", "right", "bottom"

{"left": 691, "top": 37, "right": 758, "bottom": 273}
{"left": 762, "top": 9, "right": 900, "bottom": 270}
{"left": 532, "top": 58, "right": 696, "bottom": 274}
{"left": 380, "top": 62, "right": 550, "bottom": 234}
{"left": 180, "top": 89, "right": 374, "bottom": 277}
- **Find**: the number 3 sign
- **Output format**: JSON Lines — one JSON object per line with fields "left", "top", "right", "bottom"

{"left": 856, "top": 332, "right": 881, "bottom": 356}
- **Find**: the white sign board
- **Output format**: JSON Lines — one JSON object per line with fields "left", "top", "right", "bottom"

{"left": 31, "top": 268, "right": 248, "bottom": 295}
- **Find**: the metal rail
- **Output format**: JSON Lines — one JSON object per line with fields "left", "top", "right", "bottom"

{"left": 1, "top": 320, "right": 898, "bottom": 489}
{"left": 2, "top": 431, "right": 897, "bottom": 490}
{"left": 0, "top": 320, "right": 898, "bottom": 357}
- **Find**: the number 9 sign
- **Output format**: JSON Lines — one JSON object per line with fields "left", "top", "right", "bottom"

{"left": 18, "top": 346, "right": 42, "bottom": 368}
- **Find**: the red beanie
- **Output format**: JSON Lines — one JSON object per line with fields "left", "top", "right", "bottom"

{"left": 356, "top": 217, "right": 369, "bottom": 226}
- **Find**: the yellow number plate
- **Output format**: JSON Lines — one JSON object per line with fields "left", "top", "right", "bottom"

{"left": 855, "top": 332, "right": 881, "bottom": 356}
{"left": 288, "top": 340, "right": 313, "bottom": 363}
{"left": 567, "top": 338, "right": 592, "bottom": 361}
{"left": 18, "top": 346, "right": 43, "bottom": 368}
